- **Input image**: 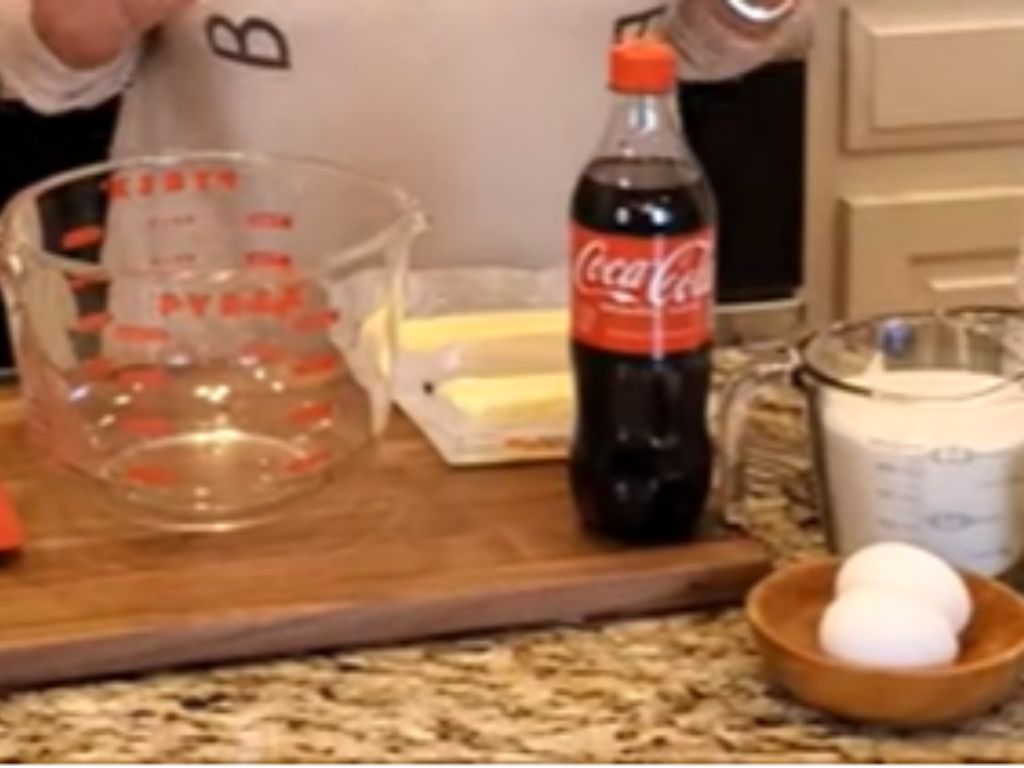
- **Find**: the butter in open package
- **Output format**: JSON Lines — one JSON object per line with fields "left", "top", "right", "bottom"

{"left": 364, "top": 268, "right": 574, "bottom": 466}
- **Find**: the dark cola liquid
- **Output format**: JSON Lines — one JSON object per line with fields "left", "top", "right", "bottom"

{"left": 570, "top": 157, "right": 715, "bottom": 543}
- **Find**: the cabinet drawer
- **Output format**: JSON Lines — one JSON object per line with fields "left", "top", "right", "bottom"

{"left": 841, "top": 188, "right": 1024, "bottom": 317}
{"left": 845, "top": 2, "right": 1024, "bottom": 152}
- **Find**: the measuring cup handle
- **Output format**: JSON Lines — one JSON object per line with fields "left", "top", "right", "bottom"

{"left": 717, "top": 355, "right": 799, "bottom": 524}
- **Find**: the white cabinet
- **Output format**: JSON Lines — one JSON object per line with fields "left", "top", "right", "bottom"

{"left": 805, "top": 0, "right": 1024, "bottom": 322}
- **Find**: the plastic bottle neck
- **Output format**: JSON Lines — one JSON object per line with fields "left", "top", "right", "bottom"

{"left": 594, "top": 90, "right": 691, "bottom": 162}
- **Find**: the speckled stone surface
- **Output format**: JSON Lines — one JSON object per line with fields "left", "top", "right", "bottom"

{"left": 1, "top": 350, "right": 1023, "bottom": 762}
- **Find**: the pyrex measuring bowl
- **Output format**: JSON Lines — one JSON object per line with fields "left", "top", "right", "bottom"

{"left": 0, "top": 152, "right": 425, "bottom": 531}
{"left": 722, "top": 308, "right": 1024, "bottom": 579}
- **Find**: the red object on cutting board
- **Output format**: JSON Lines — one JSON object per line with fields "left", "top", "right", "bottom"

{"left": 0, "top": 484, "right": 23, "bottom": 552}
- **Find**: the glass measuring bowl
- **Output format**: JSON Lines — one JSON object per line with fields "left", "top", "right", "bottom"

{"left": 722, "top": 308, "right": 1024, "bottom": 579}
{"left": 0, "top": 152, "right": 425, "bottom": 531}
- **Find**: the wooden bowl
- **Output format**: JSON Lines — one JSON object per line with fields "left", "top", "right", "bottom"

{"left": 746, "top": 558, "right": 1024, "bottom": 727}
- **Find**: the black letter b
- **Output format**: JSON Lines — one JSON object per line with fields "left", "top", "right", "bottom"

{"left": 206, "top": 15, "right": 291, "bottom": 70}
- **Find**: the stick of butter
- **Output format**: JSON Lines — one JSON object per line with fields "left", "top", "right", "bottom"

{"left": 399, "top": 309, "right": 568, "bottom": 352}
{"left": 435, "top": 372, "right": 573, "bottom": 428}
{"left": 365, "top": 307, "right": 575, "bottom": 464}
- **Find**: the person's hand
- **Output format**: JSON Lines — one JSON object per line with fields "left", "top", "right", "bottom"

{"left": 665, "top": 0, "right": 813, "bottom": 81}
{"left": 31, "top": 0, "right": 195, "bottom": 69}
{"left": 711, "top": 0, "right": 803, "bottom": 37}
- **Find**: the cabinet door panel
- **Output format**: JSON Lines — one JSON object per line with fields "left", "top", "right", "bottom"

{"left": 846, "top": 2, "right": 1024, "bottom": 151}
{"left": 842, "top": 189, "right": 1024, "bottom": 316}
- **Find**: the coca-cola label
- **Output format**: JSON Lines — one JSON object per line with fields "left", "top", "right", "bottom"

{"left": 571, "top": 225, "right": 714, "bottom": 354}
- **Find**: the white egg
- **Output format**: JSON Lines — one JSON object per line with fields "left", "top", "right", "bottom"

{"left": 836, "top": 542, "right": 972, "bottom": 634}
{"left": 819, "top": 590, "right": 959, "bottom": 669}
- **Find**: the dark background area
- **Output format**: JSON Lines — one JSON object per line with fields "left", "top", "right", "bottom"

{"left": 0, "top": 98, "right": 120, "bottom": 209}
{"left": 682, "top": 61, "right": 805, "bottom": 304}
{"left": 0, "top": 97, "right": 120, "bottom": 371}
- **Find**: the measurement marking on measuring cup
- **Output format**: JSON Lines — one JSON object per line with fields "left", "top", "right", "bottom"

{"left": 122, "top": 464, "right": 178, "bottom": 488}
{"left": 78, "top": 357, "right": 115, "bottom": 381}
{"left": 246, "top": 212, "right": 293, "bottom": 231}
{"left": 150, "top": 253, "right": 197, "bottom": 269}
{"left": 267, "top": 284, "right": 305, "bottom": 318}
{"left": 119, "top": 415, "right": 174, "bottom": 439}
{"left": 278, "top": 283, "right": 307, "bottom": 315}
{"left": 240, "top": 341, "right": 286, "bottom": 364}
{"left": 246, "top": 251, "right": 294, "bottom": 270}
{"left": 238, "top": 287, "right": 301, "bottom": 319}
{"left": 158, "top": 284, "right": 308, "bottom": 320}
{"left": 285, "top": 449, "right": 331, "bottom": 475}
{"left": 926, "top": 512, "right": 977, "bottom": 533}
{"left": 113, "top": 325, "right": 171, "bottom": 345}
{"left": 291, "top": 352, "right": 341, "bottom": 377}
{"left": 116, "top": 367, "right": 171, "bottom": 390}
{"left": 291, "top": 310, "right": 339, "bottom": 333}
{"left": 288, "top": 402, "right": 336, "bottom": 426}
{"left": 159, "top": 293, "right": 214, "bottom": 318}
{"left": 931, "top": 446, "right": 976, "bottom": 465}
{"left": 148, "top": 213, "right": 197, "bottom": 229}
{"left": 105, "top": 168, "right": 238, "bottom": 200}
{"left": 60, "top": 225, "right": 104, "bottom": 251}
{"left": 72, "top": 312, "right": 113, "bottom": 334}
{"left": 193, "top": 168, "right": 238, "bottom": 192}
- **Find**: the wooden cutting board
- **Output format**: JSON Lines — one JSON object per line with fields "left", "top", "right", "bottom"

{"left": 0, "top": 391, "right": 771, "bottom": 691}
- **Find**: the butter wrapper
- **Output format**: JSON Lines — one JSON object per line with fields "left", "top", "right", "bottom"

{"left": 384, "top": 267, "right": 574, "bottom": 465}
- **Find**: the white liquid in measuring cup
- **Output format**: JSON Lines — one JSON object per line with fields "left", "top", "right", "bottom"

{"left": 821, "top": 369, "right": 1024, "bottom": 577}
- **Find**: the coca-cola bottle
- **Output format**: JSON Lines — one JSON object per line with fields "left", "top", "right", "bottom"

{"left": 569, "top": 38, "right": 717, "bottom": 544}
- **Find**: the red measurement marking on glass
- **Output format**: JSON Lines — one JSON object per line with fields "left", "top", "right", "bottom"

{"left": 103, "top": 176, "right": 131, "bottom": 200}
{"left": 119, "top": 415, "right": 174, "bottom": 439}
{"left": 218, "top": 292, "right": 247, "bottom": 320}
{"left": 291, "top": 352, "right": 341, "bottom": 377}
{"left": 193, "top": 168, "right": 238, "bottom": 192}
{"left": 149, "top": 252, "right": 197, "bottom": 268}
{"left": 162, "top": 170, "right": 186, "bottom": 193}
{"left": 113, "top": 325, "right": 171, "bottom": 345}
{"left": 72, "top": 312, "right": 112, "bottom": 334}
{"left": 246, "top": 212, "right": 293, "bottom": 231}
{"left": 288, "top": 402, "right": 335, "bottom": 426}
{"left": 277, "top": 282, "right": 307, "bottom": 317}
{"left": 78, "top": 357, "right": 115, "bottom": 381}
{"left": 159, "top": 292, "right": 212, "bottom": 318}
{"left": 68, "top": 274, "right": 107, "bottom": 292}
{"left": 155, "top": 294, "right": 209, "bottom": 319}
{"left": 161, "top": 284, "right": 306, "bottom": 320}
{"left": 60, "top": 225, "right": 104, "bottom": 251}
{"left": 104, "top": 169, "right": 237, "bottom": 200}
{"left": 117, "top": 367, "right": 171, "bottom": 390}
{"left": 149, "top": 213, "right": 196, "bottom": 229}
{"left": 251, "top": 288, "right": 291, "bottom": 318}
{"left": 285, "top": 449, "right": 331, "bottom": 475}
{"left": 123, "top": 464, "right": 178, "bottom": 488}
{"left": 246, "top": 251, "right": 294, "bottom": 270}
{"left": 291, "top": 309, "right": 339, "bottom": 333}
{"left": 240, "top": 340, "right": 286, "bottom": 364}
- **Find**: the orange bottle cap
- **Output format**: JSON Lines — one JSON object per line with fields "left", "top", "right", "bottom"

{"left": 610, "top": 39, "right": 677, "bottom": 94}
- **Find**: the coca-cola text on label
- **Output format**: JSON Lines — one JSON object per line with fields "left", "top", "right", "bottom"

{"left": 572, "top": 225, "right": 714, "bottom": 355}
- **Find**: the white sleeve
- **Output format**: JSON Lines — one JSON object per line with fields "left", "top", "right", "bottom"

{"left": 0, "top": 0, "right": 140, "bottom": 114}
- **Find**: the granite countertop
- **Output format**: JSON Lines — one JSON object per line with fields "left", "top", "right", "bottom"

{"left": 1, "top": 352, "right": 1023, "bottom": 763}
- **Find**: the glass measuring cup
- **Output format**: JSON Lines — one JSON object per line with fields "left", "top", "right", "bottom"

{"left": 722, "top": 308, "right": 1024, "bottom": 579}
{"left": 0, "top": 152, "right": 425, "bottom": 531}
